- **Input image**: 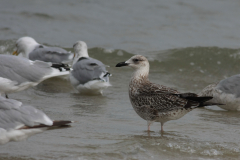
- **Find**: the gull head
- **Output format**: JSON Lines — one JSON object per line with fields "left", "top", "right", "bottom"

{"left": 116, "top": 55, "right": 150, "bottom": 77}
{"left": 13, "top": 37, "right": 39, "bottom": 58}
{"left": 73, "top": 41, "right": 88, "bottom": 57}
{"left": 116, "top": 55, "right": 149, "bottom": 69}
{"left": 72, "top": 41, "right": 89, "bottom": 65}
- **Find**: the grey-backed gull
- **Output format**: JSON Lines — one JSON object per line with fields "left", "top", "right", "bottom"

{"left": 0, "top": 54, "right": 70, "bottom": 98}
{"left": 0, "top": 96, "right": 72, "bottom": 144}
{"left": 69, "top": 41, "right": 111, "bottom": 95}
{"left": 13, "top": 37, "right": 73, "bottom": 65}
{"left": 199, "top": 74, "right": 240, "bottom": 111}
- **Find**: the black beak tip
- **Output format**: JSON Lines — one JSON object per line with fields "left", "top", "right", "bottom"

{"left": 115, "top": 62, "right": 128, "bottom": 67}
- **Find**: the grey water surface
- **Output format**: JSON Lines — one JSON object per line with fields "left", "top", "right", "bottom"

{"left": 1, "top": 0, "right": 240, "bottom": 160}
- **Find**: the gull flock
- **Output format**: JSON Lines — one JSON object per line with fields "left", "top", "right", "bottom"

{"left": 0, "top": 36, "right": 238, "bottom": 144}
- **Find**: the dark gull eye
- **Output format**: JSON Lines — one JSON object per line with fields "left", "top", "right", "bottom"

{"left": 133, "top": 59, "right": 139, "bottom": 62}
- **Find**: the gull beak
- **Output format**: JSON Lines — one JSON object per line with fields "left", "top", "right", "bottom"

{"left": 12, "top": 50, "right": 19, "bottom": 56}
{"left": 115, "top": 62, "right": 129, "bottom": 67}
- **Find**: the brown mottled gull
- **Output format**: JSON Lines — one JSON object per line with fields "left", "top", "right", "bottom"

{"left": 199, "top": 74, "right": 240, "bottom": 111}
{"left": 116, "top": 55, "right": 220, "bottom": 132}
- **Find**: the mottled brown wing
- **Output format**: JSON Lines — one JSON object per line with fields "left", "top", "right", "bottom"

{"left": 131, "top": 93, "right": 189, "bottom": 113}
{"left": 132, "top": 82, "right": 201, "bottom": 112}
{"left": 138, "top": 83, "right": 180, "bottom": 95}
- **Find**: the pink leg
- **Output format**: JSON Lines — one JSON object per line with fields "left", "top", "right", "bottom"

{"left": 161, "top": 123, "right": 164, "bottom": 133}
{"left": 147, "top": 121, "right": 152, "bottom": 132}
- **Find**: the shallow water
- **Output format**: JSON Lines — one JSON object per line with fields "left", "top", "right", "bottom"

{"left": 1, "top": 0, "right": 240, "bottom": 160}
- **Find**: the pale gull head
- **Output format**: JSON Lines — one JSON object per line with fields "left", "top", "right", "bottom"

{"left": 13, "top": 37, "right": 39, "bottom": 58}
{"left": 72, "top": 41, "right": 89, "bottom": 65}
{"left": 116, "top": 55, "right": 149, "bottom": 78}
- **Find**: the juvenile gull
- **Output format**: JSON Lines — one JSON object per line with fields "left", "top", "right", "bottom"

{"left": 13, "top": 37, "right": 74, "bottom": 65}
{"left": 0, "top": 96, "right": 72, "bottom": 144}
{"left": 116, "top": 55, "right": 219, "bottom": 132}
{"left": 69, "top": 41, "right": 111, "bottom": 95}
{"left": 0, "top": 54, "right": 70, "bottom": 98}
{"left": 199, "top": 74, "right": 240, "bottom": 111}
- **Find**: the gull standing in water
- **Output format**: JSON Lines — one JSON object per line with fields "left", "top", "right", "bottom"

{"left": 0, "top": 54, "right": 71, "bottom": 98}
{"left": 116, "top": 55, "right": 220, "bottom": 132}
{"left": 13, "top": 37, "right": 74, "bottom": 65}
{"left": 0, "top": 96, "right": 73, "bottom": 144}
{"left": 69, "top": 41, "right": 111, "bottom": 95}
{"left": 199, "top": 74, "right": 240, "bottom": 111}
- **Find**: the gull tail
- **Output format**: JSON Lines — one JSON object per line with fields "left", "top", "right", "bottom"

{"left": 51, "top": 63, "right": 72, "bottom": 71}
{"left": 176, "top": 93, "right": 212, "bottom": 103}
{"left": 51, "top": 120, "right": 73, "bottom": 127}
{"left": 187, "top": 96, "right": 224, "bottom": 108}
{"left": 199, "top": 102, "right": 225, "bottom": 107}
{"left": 43, "top": 65, "right": 71, "bottom": 80}
{"left": 177, "top": 93, "right": 225, "bottom": 108}
{"left": 19, "top": 120, "right": 73, "bottom": 130}
{"left": 95, "top": 72, "right": 111, "bottom": 82}
{"left": 102, "top": 72, "right": 111, "bottom": 82}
